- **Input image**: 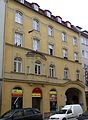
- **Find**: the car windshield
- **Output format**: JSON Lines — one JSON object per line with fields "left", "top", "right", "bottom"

{"left": 1, "top": 110, "right": 14, "bottom": 118}
{"left": 58, "top": 109, "right": 67, "bottom": 114}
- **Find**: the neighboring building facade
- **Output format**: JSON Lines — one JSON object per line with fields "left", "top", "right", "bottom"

{"left": 80, "top": 30, "right": 88, "bottom": 109}
{"left": 0, "top": 0, "right": 87, "bottom": 115}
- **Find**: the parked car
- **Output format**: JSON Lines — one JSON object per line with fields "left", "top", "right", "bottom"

{"left": 0, "top": 108, "right": 43, "bottom": 120}
{"left": 49, "top": 104, "right": 83, "bottom": 120}
{"left": 77, "top": 110, "right": 88, "bottom": 120}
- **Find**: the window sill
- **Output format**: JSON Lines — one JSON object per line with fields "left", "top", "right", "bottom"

{"left": 11, "top": 71, "right": 25, "bottom": 74}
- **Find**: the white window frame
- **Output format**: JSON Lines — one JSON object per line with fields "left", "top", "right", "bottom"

{"left": 35, "top": 61, "right": 41, "bottom": 75}
{"left": 74, "top": 52, "right": 78, "bottom": 61}
{"left": 15, "top": 33, "right": 23, "bottom": 46}
{"left": 33, "top": 38, "right": 39, "bottom": 51}
{"left": 49, "top": 65, "right": 55, "bottom": 77}
{"left": 14, "top": 58, "right": 22, "bottom": 72}
{"left": 33, "top": 19, "right": 39, "bottom": 31}
{"left": 62, "top": 32, "right": 66, "bottom": 42}
{"left": 48, "top": 44, "right": 54, "bottom": 55}
{"left": 64, "top": 68, "right": 68, "bottom": 79}
{"left": 63, "top": 48, "right": 68, "bottom": 58}
{"left": 73, "top": 37, "right": 77, "bottom": 46}
{"left": 48, "top": 26, "right": 53, "bottom": 36}
{"left": 15, "top": 11, "right": 23, "bottom": 24}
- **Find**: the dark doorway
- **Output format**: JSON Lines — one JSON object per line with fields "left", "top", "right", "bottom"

{"left": 32, "top": 97, "right": 41, "bottom": 110}
{"left": 32, "top": 87, "right": 42, "bottom": 110}
{"left": 65, "top": 88, "right": 80, "bottom": 105}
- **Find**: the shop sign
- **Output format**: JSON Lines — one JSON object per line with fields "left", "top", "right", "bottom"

{"left": 50, "top": 90, "right": 57, "bottom": 101}
{"left": 32, "top": 88, "right": 42, "bottom": 97}
{"left": 12, "top": 89, "right": 23, "bottom": 97}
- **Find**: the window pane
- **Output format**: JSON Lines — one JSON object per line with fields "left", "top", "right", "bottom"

{"left": 49, "top": 65, "right": 55, "bottom": 77}
{"left": 15, "top": 33, "right": 22, "bottom": 46}
{"left": 14, "top": 58, "right": 22, "bottom": 72}
{"left": 64, "top": 69, "right": 68, "bottom": 79}
{"left": 15, "top": 11, "right": 23, "bottom": 24}
{"left": 63, "top": 49, "right": 67, "bottom": 57}
{"left": 48, "top": 26, "right": 53, "bottom": 36}
{"left": 62, "top": 32, "right": 66, "bottom": 42}
{"left": 14, "top": 62, "right": 16, "bottom": 72}
{"left": 48, "top": 45, "right": 54, "bottom": 55}
{"left": 33, "top": 39, "right": 39, "bottom": 51}
{"left": 18, "top": 62, "right": 21, "bottom": 72}
{"left": 35, "top": 63, "right": 41, "bottom": 74}
{"left": 33, "top": 20, "right": 39, "bottom": 31}
{"left": 35, "top": 65, "right": 37, "bottom": 74}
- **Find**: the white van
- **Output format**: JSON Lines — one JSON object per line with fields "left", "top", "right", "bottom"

{"left": 49, "top": 104, "right": 83, "bottom": 120}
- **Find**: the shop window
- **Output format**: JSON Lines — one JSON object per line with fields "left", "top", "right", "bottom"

{"left": 50, "top": 89, "right": 57, "bottom": 111}
{"left": 11, "top": 87, "right": 23, "bottom": 109}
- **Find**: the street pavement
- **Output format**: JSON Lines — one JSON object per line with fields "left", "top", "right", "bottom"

{"left": 44, "top": 118, "right": 77, "bottom": 120}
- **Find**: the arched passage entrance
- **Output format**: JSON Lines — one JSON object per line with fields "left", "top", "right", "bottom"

{"left": 32, "top": 87, "right": 42, "bottom": 110}
{"left": 65, "top": 88, "right": 82, "bottom": 105}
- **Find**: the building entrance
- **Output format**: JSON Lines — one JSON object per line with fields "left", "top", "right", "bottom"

{"left": 65, "top": 88, "right": 82, "bottom": 105}
{"left": 32, "top": 87, "right": 42, "bottom": 110}
{"left": 32, "top": 97, "right": 41, "bottom": 110}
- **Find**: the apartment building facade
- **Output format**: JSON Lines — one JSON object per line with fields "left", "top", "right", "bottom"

{"left": 80, "top": 30, "right": 88, "bottom": 109}
{"left": 0, "top": 0, "right": 86, "bottom": 115}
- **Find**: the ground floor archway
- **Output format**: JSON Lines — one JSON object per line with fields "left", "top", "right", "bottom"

{"left": 65, "top": 88, "right": 83, "bottom": 106}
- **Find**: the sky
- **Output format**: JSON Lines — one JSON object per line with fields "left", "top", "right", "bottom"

{"left": 26, "top": 0, "right": 88, "bottom": 31}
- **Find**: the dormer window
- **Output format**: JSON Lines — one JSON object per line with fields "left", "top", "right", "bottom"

{"left": 44, "top": 10, "right": 51, "bottom": 18}
{"left": 31, "top": 3, "right": 39, "bottom": 11}
{"left": 18, "top": 0, "right": 24, "bottom": 4}
{"left": 56, "top": 16, "right": 62, "bottom": 23}
{"left": 66, "top": 21, "right": 71, "bottom": 28}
